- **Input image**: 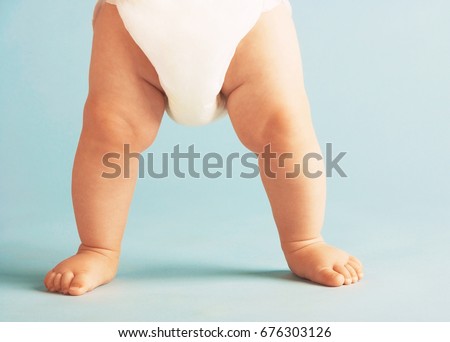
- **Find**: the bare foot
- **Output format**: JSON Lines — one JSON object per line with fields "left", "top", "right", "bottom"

{"left": 44, "top": 245, "right": 120, "bottom": 296}
{"left": 283, "top": 238, "right": 364, "bottom": 287}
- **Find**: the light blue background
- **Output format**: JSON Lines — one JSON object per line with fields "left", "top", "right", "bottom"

{"left": 1, "top": 0, "right": 449, "bottom": 321}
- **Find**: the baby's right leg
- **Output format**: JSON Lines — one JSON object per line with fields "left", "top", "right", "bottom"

{"left": 44, "top": 4, "right": 165, "bottom": 296}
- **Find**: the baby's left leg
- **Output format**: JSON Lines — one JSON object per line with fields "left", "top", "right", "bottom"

{"left": 222, "top": 4, "right": 363, "bottom": 286}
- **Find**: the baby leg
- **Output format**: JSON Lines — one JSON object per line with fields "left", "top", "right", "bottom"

{"left": 222, "top": 4, "right": 363, "bottom": 286}
{"left": 44, "top": 4, "right": 166, "bottom": 295}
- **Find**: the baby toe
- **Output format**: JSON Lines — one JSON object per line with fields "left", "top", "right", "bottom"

{"left": 349, "top": 256, "right": 363, "bottom": 267}
{"left": 333, "top": 265, "right": 352, "bottom": 285}
{"left": 348, "top": 260, "right": 364, "bottom": 280}
{"left": 44, "top": 271, "right": 57, "bottom": 292}
{"left": 345, "top": 264, "right": 358, "bottom": 283}
{"left": 60, "top": 272, "right": 75, "bottom": 294}
{"left": 53, "top": 273, "right": 63, "bottom": 292}
{"left": 315, "top": 268, "right": 345, "bottom": 287}
{"left": 68, "top": 274, "right": 90, "bottom": 296}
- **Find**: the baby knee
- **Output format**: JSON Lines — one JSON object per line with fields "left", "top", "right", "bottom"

{"left": 237, "top": 105, "right": 305, "bottom": 153}
{"left": 82, "top": 97, "right": 158, "bottom": 152}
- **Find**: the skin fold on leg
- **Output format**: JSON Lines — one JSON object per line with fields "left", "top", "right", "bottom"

{"left": 44, "top": 3, "right": 166, "bottom": 295}
{"left": 222, "top": 4, "right": 363, "bottom": 286}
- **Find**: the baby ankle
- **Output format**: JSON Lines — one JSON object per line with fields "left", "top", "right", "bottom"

{"left": 281, "top": 236, "right": 324, "bottom": 255}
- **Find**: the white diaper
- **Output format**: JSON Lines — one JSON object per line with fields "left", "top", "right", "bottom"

{"left": 96, "top": 0, "right": 291, "bottom": 126}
